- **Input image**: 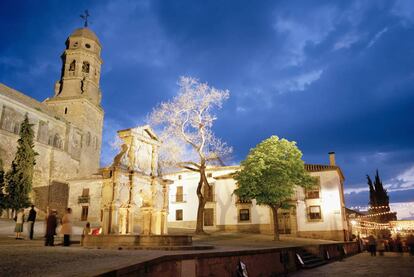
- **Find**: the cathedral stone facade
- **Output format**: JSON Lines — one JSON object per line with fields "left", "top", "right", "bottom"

{"left": 0, "top": 27, "right": 103, "bottom": 216}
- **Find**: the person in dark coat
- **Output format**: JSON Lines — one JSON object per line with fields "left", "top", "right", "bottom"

{"left": 395, "top": 235, "right": 403, "bottom": 254}
{"left": 45, "top": 210, "right": 58, "bottom": 246}
{"left": 406, "top": 234, "right": 414, "bottom": 256}
{"left": 27, "top": 205, "right": 37, "bottom": 240}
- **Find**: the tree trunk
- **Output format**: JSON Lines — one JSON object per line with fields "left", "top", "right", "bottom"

{"left": 270, "top": 205, "right": 280, "bottom": 241}
{"left": 195, "top": 162, "right": 208, "bottom": 234}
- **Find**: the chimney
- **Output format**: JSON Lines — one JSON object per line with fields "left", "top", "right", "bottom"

{"left": 328, "top": 152, "right": 336, "bottom": 166}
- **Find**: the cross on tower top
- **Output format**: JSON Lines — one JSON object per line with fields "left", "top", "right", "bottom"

{"left": 80, "top": 10, "right": 90, "bottom": 27}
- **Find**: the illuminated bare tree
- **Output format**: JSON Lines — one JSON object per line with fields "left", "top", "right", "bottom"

{"left": 150, "top": 76, "right": 231, "bottom": 234}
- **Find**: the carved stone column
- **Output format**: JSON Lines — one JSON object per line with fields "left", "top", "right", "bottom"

{"left": 141, "top": 207, "right": 152, "bottom": 235}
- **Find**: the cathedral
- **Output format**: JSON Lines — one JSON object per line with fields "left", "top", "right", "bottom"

{"left": 1, "top": 26, "right": 170, "bottom": 236}
{"left": 0, "top": 27, "right": 104, "bottom": 216}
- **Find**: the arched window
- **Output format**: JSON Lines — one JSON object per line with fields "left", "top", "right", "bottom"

{"left": 2, "top": 116, "right": 13, "bottom": 132}
{"left": 69, "top": 60, "right": 76, "bottom": 71}
{"left": 53, "top": 134, "right": 62, "bottom": 149}
{"left": 86, "top": 132, "right": 91, "bottom": 147}
{"left": 82, "top": 61, "right": 90, "bottom": 73}
{"left": 13, "top": 123, "right": 20, "bottom": 134}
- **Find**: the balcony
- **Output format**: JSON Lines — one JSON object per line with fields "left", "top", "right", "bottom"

{"left": 78, "top": 195, "right": 90, "bottom": 204}
{"left": 171, "top": 194, "right": 187, "bottom": 203}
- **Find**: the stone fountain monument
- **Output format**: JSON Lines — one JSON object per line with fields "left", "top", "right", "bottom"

{"left": 83, "top": 125, "right": 192, "bottom": 248}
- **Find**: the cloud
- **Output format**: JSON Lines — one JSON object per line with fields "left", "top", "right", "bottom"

{"left": 392, "top": 0, "right": 414, "bottom": 26}
{"left": 345, "top": 164, "right": 414, "bottom": 196}
{"left": 367, "top": 27, "right": 389, "bottom": 48}
{"left": 391, "top": 165, "right": 414, "bottom": 190}
{"left": 344, "top": 185, "right": 369, "bottom": 195}
{"left": 275, "top": 69, "right": 324, "bottom": 93}
{"left": 333, "top": 32, "right": 361, "bottom": 50}
{"left": 273, "top": 6, "right": 338, "bottom": 66}
{"left": 0, "top": 56, "right": 24, "bottom": 68}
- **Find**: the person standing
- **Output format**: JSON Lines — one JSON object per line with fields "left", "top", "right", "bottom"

{"left": 395, "top": 235, "right": 403, "bottom": 254}
{"left": 61, "top": 208, "right": 73, "bottom": 246}
{"left": 45, "top": 210, "right": 58, "bottom": 246}
{"left": 14, "top": 209, "right": 25, "bottom": 240}
{"left": 367, "top": 235, "right": 377, "bottom": 256}
{"left": 406, "top": 234, "right": 414, "bottom": 256}
{"left": 81, "top": 222, "right": 91, "bottom": 246}
{"left": 27, "top": 205, "right": 37, "bottom": 240}
{"left": 377, "top": 239, "right": 385, "bottom": 256}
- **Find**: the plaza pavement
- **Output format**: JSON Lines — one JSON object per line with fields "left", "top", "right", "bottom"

{"left": 2, "top": 219, "right": 412, "bottom": 276}
{"left": 0, "top": 219, "right": 333, "bottom": 276}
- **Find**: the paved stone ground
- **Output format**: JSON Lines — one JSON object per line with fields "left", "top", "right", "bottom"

{"left": 3, "top": 219, "right": 411, "bottom": 276}
{"left": 292, "top": 252, "right": 414, "bottom": 277}
{"left": 0, "top": 219, "right": 338, "bottom": 276}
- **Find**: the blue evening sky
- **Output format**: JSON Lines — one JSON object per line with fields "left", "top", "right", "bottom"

{"left": 1, "top": 0, "right": 414, "bottom": 209}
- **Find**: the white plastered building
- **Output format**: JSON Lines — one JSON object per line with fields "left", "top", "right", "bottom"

{"left": 166, "top": 153, "right": 349, "bottom": 241}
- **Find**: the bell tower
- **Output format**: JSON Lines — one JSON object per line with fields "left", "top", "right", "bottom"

{"left": 53, "top": 27, "right": 102, "bottom": 105}
{"left": 44, "top": 25, "right": 104, "bottom": 176}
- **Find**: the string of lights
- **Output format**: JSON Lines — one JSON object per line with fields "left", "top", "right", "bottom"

{"left": 357, "top": 210, "right": 396, "bottom": 218}
{"left": 349, "top": 203, "right": 414, "bottom": 210}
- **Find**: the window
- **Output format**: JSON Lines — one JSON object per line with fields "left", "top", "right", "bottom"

{"left": 305, "top": 176, "right": 320, "bottom": 199}
{"left": 81, "top": 206, "right": 89, "bottom": 221}
{"left": 175, "top": 210, "right": 183, "bottom": 221}
{"left": 239, "top": 209, "right": 250, "bottom": 221}
{"left": 85, "top": 132, "right": 91, "bottom": 146}
{"left": 309, "top": 206, "right": 322, "bottom": 220}
{"left": 82, "top": 188, "right": 89, "bottom": 197}
{"left": 178, "top": 175, "right": 182, "bottom": 180}
{"left": 207, "top": 173, "right": 213, "bottom": 177}
{"left": 53, "top": 134, "right": 62, "bottom": 149}
{"left": 13, "top": 124, "right": 20, "bottom": 134}
{"left": 204, "top": 208, "right": 214, "bottom": 226}
{"left": 69, "top": 60, "right": 75, "bottom": 71}
{"left": 85, "top": 43, "right": 91, "bottom": 49}
{"left": 204, "top": 183, "right": 214, "bottom": 202}
{"left": 306, "top": 189, "right": 319, "bottom": 199}
{"left": 64, "top": 107, "right": 68, "bottom": 114}
{"left": 37, "top": 121, "right": 48, "bottom": 143}
{"left": 82, "top": 61, "right": 90, "bottom": 73}
{"left": 176, "top": 186, "right": 183, "bottom": 202}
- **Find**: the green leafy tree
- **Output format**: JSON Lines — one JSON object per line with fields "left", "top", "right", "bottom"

{"left": 0, "top": 158, "right": 6, "bottom": 213}
{"left": 234, "top": 136, "right": 316, "bottom": 240}
{"left": 5, "top": 114, "right": 38, "bottom": 211}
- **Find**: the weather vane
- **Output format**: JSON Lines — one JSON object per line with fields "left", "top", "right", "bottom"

{"left": 80, "top": 10, "right": 90, "bottom": 27}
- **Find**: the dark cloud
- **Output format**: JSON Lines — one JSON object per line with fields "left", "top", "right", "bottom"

{"left": 1, "top": 0, "right": 413, "bottom": 207}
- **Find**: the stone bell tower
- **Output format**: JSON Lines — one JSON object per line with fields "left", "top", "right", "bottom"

{"left": 52, "top": 27, "right": 102, "bottom": 105}
{"left": 44, "top": 26, "right": 104, "bottom": 176}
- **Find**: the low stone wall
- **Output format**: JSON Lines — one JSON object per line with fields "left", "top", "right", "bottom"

{"left": 297, "top": 230, "right": 345, "bottom": 241}
{"left": 84, "top": 235, "right": 192, "bottom": 248}
{"left": 215, "top": 223, "right": 273, "bottom": 234}
{"left": 99, "top": 242, "right": 359, "bottom": 277}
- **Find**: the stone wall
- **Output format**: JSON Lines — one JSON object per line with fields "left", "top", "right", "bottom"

{"left": 102, "top": 242, "right": 359, "bottom": 277}
{"left": 0, "top": 84, "right": 103, "bottom": 215}
{"left": 297, "top": 230, "right": 346, "bottom": 241}
{"left": 32, "top": 181, "right": 69, "bottom": 217}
